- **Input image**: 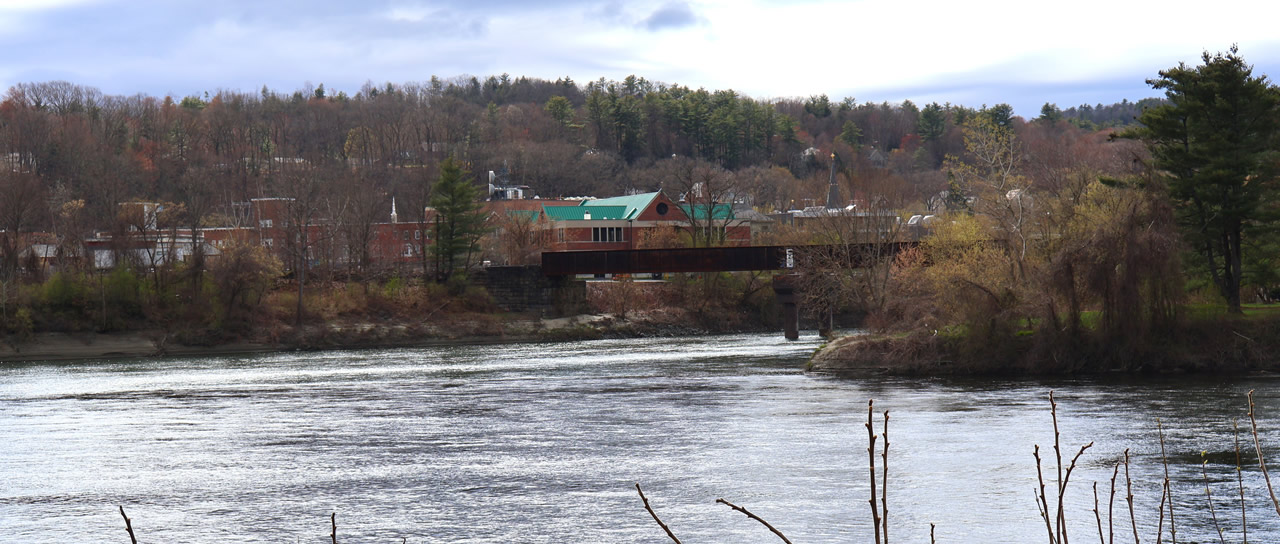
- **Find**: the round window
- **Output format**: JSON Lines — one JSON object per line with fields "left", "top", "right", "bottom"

{"left": 656, "top": 203, "right": 669, "bottom": 215}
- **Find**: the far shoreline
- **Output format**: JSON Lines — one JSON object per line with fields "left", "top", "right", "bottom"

{"left": 0, "top": 314, "right": 787, "bottom": 364}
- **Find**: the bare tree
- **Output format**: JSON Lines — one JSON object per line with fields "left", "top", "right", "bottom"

{"left": 794, "top": 203, "right": 904, "bottom": 335}
{"left": 272, "top": 164, "right": 332, "bottom": 326}
{"left": 659, "top": 157, "right": 743, "bottom": 247}
{"left": 0, "top": 170, "right": 44, "bottom": 281}
{"left": 334, "top": 169, "right": 387, "bottom": 280}
{"left": 945, "top": 115, "right": 1033, "bottom": 282}
{"left": 174, "top": 168, "right": 217, "bottom": 300}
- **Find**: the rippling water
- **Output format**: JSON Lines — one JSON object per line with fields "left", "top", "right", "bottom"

{"left": 3, "top": 333, "right": 1280, "bottom": 542}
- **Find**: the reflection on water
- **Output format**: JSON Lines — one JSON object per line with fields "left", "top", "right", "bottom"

{"left": 2, "top": 334, "right": 1279, "bottom": 543}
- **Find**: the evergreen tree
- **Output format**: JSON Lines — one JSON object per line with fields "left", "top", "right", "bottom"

{"left": 804, "top": 94, "right": 832, "bottom": 118}
{"left": 430, "top": 157, "right": 489, "bottom": 283}
{"left": 1133, "top": 46, "right": 1280, "bottom": 313}
{"left": 544, "top": 95, "right": 574, "bottom": 127}
{"left": 917, "top": 102, "right": 947, "bottom": 142}
{"left": 1037, "top": 102, "right": 1062, "bottom": 124}
{"left": 982, "top": 103, "right": 1015, "bottom": 127}
{"left": 839, "top": 120, "right": 862, "bottom": 147}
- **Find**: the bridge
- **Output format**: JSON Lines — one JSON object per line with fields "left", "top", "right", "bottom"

{"left": 538, "top": 243, "right": 914, "bottom": 340}
{"left": 540, "top": 243, "right": 913, "bottom": 276}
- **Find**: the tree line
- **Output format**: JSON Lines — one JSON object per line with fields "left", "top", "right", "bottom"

{"left": 0, "top": 75, "right": 1154, "bottom": 249}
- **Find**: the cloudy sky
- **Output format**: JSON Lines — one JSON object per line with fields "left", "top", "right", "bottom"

{"left": 3, "top": 0, "right": 1279, "bottom": 117}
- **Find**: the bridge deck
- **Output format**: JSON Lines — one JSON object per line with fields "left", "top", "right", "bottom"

{"left": 540, "top": 243, "right": 913, "bottom": 276}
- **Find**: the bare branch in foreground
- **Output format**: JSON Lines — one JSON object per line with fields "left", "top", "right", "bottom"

{"left": 1108, "top": 461, "right": 1119, "bottom": 544}
{"left": 1248, "top": 390, "right": 1280, "bottom": 518}
{"left": 1201, "top": 459, "right": 1226, "bottom": 544}
{"left": 1157, "top": 419, "right": 1176, "bottom": 543}
{"left": 1125, "top": 449, "right": 1140, "bottom": 544}
{"left": 635, "top": 483, "right": 682, "bottom": 544}
{"left": 882, "top": 409, "right": 890, "bottom": 544}
{"left": 867, "top": 399, "right": 882, "bottom": 544}
{"left": 1234, "top": 419, "right": 1248, "bottom": 544}
{"left": 1093, "top": 482, "right": 1103, "bottom": 544}
{"left": 1050, "top": 391, "right": 1065, "bottom": 544}
{"left": 331, "top": 512, "right": 337, "bottom": 544}
{"left": 1060, "top": 440, "right": 1094, "bottom": 544}
{"left": 716, "top": 498, "right": 793, "bottom": 544}
{"left": 1155, "top": 480, "right": 1167, "bottom": 544}
{"left": 1034, "top": 445, "right": 1057, "bottom": 544}
{"left": 118, "top": 506, "right": 138, "bottom": 544}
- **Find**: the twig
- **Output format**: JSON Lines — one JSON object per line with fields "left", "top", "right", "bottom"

{"left": 1108, "top": 461, "right": 1119, "bottom": 544}
{"left": 1248, "top": 390, "right": 1280, "bottom": 517}
{"left": 930, "top": 523, "right": 936, "bottom": 544}
{"left": 1234, "top": 419, "right": 1247, "bottom": 544}
{"left": 1157, "top": 419, "right": 1176, "bottom": 543}
{"left": 882, "top": 409, "right": 890, "bottom": 544}
{"left": 1201, "top": 459, "right": 1226, "bottom": 544}
{"left": 867, "top": 399, "right": 882, "bottom": 544}
{"left": 635, "top": 483, "right": 682, "bottom": 544}
{"left": 1155, "top": 480, "right": 1167, "bottom": 544}
{"left": 1051, "top": 391, "right": 1066, "bottom": 544}
{"left": 1124, "top": 449, "right": 1140, "bottom": 544}
{"left": 118, "top": 506, "right": 138, "bottom": 544}
{"left": 1061, "top": 441, "right": 1094, "bottom": 544}
{"left": 716, "top": 498, "right": 792, "bottom": 544}
{"left": 1034, "top": 445, "right": 1057, "bottom": 544}
{"left": 331, "top": 512, "right": 337, "bottom": 544}
{"left": 1093, "top": 482, "right": 1103, "bottom": 544}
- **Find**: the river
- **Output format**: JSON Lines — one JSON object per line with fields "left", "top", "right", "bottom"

{"left": 2, "top": 333, "right": 1279, "bottom": 543}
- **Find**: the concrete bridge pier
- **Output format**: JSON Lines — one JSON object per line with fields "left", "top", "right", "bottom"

{"left": 772, "top": 275, "right": 800, "bottom": 341}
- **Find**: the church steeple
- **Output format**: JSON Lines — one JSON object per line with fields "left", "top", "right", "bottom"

{"left": 390, "top": 197, "right": 399, "bottom": 224}
{"left": 825, "top": 151, "right": 842, "bottom": 209}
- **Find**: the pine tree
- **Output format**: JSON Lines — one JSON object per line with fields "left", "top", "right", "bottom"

{"left": 429, "top": 157, "right": 488, "bottom": 283}
{"left": 1134, "top": 46, "right": 1280, "bottom": 313}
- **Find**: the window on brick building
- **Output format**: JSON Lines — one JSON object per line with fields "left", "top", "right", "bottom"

{"left": 592, "top": 227, "right": 623, "bottom": 242}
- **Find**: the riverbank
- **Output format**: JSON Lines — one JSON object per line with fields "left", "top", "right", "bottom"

{"left": 0, "top": 309, "right": 777, "bottom": 363}
{"left": 809, "top": 313, "right": 1280, "bottom": 376}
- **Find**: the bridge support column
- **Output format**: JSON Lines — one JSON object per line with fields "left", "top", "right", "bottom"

{"left": 772, "top": 275, "right": 800, "bottom": 341}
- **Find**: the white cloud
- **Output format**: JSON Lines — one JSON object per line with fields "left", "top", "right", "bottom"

{"left": 0, "top": 0, "right": 100, "bottom": 11}
{"left": 1, "top": 0, "right": 1278, "bottom": 116}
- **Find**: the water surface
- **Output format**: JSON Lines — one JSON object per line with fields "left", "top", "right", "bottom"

{"left": 3, "top": 334, "right": 1279, "bottom": 542}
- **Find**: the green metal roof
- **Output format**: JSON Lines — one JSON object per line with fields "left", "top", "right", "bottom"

{"left": 543, "top": 205, "right": 629, "bottom": 221}
{"left": 580, "top": 192, "right": 660, "bottom": 220}
{"left": 679, "top": 203, "right": 735, "bottom": 220}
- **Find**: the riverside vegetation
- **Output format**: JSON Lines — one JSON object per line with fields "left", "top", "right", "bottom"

{"left": 810, "top": 48, "right": 1280, "bottom": 375}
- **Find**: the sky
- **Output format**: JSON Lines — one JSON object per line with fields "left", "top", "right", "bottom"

{"left": 2, "top": 0, "right": 1280, "bottom": 117}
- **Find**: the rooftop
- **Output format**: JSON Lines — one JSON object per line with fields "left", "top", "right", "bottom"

{"left": 543, "top": 205, "right": 630, "bottom": 221}
{"left": 579, "top": 192, "right": 661, "bottom": 220}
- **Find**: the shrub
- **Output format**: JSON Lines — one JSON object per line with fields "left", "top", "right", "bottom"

{"left": 42, "top": 272, "right": 88, "bottom": 311}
